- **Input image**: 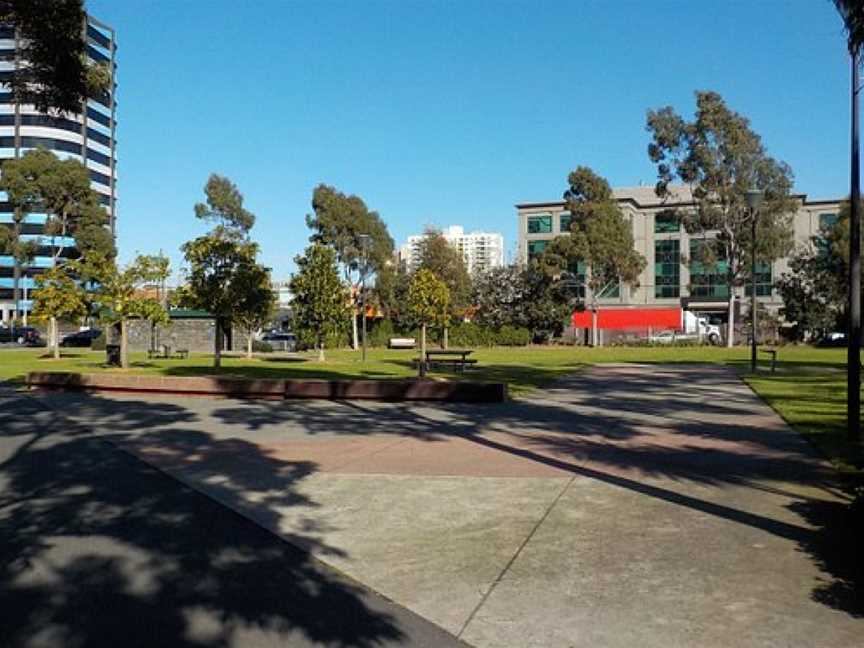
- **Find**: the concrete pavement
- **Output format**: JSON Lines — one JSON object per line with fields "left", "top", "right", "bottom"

{"left": 14, "top": 363, "right": 864, "bottom": 647}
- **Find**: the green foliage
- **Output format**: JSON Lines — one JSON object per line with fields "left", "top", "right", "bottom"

{"left": 835, "top": 1, "right": 864, "bottom": 53}
{"left": 373, "top": 262, "right": 412, "bottom": 328}
{"left": 414, "top": 228, "right": 471, "bottom": 310}
{"left": 289, "top": 244, "right": 350, "bottom": 355}
{"left": 30, "top": 262, "right": 87, "bottom": 323}
{"left": 407, "top": 269, "right": 450, "bottom": 329}
{"left": 776, "top": 202, "right": 853, "bottom": 340}
{"left": 447, "top": 322, "right": 531, "bottom": 347}
{"left": 306, "top": 184, "right": 394, "bottom": 279}
{"left": 646, "top": 91, "right": 795, "bottom": 288}
{"left": 194, "top": 174, "right": 256, "bottom": 238}
{"left": 251, "top": 340, "right": 273, "bottom": 353}
{"left": 538, "top": 167, "right": 645, "bottom": 303}
{"left": 0, "top": 0, "right": 109, "bottom": 115}
{"left": 233, "top": 260, "right": 276, "bottom": 341}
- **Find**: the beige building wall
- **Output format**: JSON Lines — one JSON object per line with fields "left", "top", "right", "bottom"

{"left": 517, "top": 186, "right": 841, "bottom": 313}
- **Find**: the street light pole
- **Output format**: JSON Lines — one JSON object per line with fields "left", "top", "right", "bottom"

{"left": 746, "top": 188, "right": 763, "bottom": 374}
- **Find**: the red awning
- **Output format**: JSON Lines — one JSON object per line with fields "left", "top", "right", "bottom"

{"left": 572, "top": 307, "right": 681, "bottom": 331}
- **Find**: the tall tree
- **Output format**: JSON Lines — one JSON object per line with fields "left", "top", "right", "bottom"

{"left": 133, "top": 252, "right": 171, "bottom": 351}
{"left": 305, "top": 184, "right": 394, "bottom": 350}
{"left": 289, "top": 244, "right": 348, "bottom": 361}
{"left": 646, "top": 91, "right": 796, "bottom": 347}
{"left": 414, "top": 227, "right": 471, "bottom": 347}
{"left": 834, "top": 0, "right": 864, "bottom": 442}
{"left": 0, "top": 0, "right": 110, "bottom": 115}
{"left": 373, "top": 260, "right": 412, "bottom": 330}
{"left": 30, "top": 261, "right": 87, "bottom": 359}
{"left": 407, "top": 269, "right": 450, "bottom": 375}
{"left": 181, "top": 174, "right": 258, "bottom": 367}
{"left": 538, "top": 167, "right": 646, "bottom": 345}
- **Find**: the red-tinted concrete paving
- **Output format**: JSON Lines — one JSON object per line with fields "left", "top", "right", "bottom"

{"left": 27, "top": 364, "right": 864, "bottom": 647}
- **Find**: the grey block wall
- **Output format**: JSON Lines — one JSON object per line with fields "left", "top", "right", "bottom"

{"left": 126, "top": 317, "right": 221, "bottom": 353}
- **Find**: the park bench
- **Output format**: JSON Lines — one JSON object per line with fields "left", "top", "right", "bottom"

{"left": 759, "top": 347, "right": 778, "bottom": 373}
{"left": 147, "top": 345, "right": 189, "bottom": 360}
{"left": 388, "top": 337, "right": 416, "bottom": 349}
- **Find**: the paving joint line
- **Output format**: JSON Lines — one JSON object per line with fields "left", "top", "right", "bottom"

{"left": 456, "top": 473, "right": 577, "bottom": 640}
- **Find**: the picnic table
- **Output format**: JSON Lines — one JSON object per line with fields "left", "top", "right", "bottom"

{"left": 147, "top": 345, "right": 189, "bottom": 360}
{"left": 424, "top": 348, "right": 477, "bottom": 374}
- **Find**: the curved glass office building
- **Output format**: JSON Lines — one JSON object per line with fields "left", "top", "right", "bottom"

{"left": 0, "top": 15, "right": 117, "bottom": 323}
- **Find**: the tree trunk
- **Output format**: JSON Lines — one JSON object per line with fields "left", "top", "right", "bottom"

{"left": 51, "top": 317, "right": 59, "bottom": 359}
{"left": 726, "top": 294, "right": 735, "bottom": 348}
{"left": 443, "top": 326, "right": 448, "bottom": 350}
{"left": 318, "top": 339, "right": 325, "bottom": 362}
{"left": 247, "top": 330, "right": 253, "bottom": 359}
{"left": 591, "top": 308, "right": 598, "bottom": 347}
{"left": 214, "top": 319, "right": 223, "bottom": 368}
{"left": 120, "top": 318, "right": 129, "bottom": 368}
{"left": 420, "top": 323, "right": 427, "bottom": 378}
{"left": 351, "top": 308, "right": 359, "bottom": 350}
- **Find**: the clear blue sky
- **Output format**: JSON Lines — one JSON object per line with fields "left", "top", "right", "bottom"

{"left": 88, "top": 0, "right": 853, "bottom": 282}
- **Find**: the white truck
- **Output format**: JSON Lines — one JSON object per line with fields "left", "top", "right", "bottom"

{"left": 650, "top": 311, "right": 722, "bottom": 345}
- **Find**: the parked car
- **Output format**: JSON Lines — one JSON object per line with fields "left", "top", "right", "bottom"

{"left": 260, "top": 331, "right": 296, "bottom": 352}
{"left": 60, "top": 328, "right": 103, "bottom": 347}
{"left": 0, "top": 326, "right": 44, "bottom": 346}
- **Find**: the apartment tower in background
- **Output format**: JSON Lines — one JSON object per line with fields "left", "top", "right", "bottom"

{"left": 399, "top": 226, "right": 504, "bottom": 274}
{"left": 0, "top": 15, "right": 117, "bottom": 323}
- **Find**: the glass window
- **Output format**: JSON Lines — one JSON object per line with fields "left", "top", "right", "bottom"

{"left": 655, "top": 240, "right": 680, "bottom": 298}
{"left": 654, "top": 211, "right": 679, "bottom": 233}
{"left": 819, "top": 213, "right": 838, "bottom": 232}
{"left": 527, "top": 214, "right": 552, "bottom": 234}
{"left": 527, "top": 239, "right": 550, "bottom": 260}
{"left": 744, "top": 262, "right": 773, "bottom": 297}
{"left": 559, "top": 212, "right": 573, "bottom": 233}
{"left": 689, "top": 239, "right": 730, "bottom": 299}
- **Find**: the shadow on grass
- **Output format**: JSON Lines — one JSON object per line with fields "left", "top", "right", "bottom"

{"left": 0, "top": 387, "right": 448, "bottom": 648}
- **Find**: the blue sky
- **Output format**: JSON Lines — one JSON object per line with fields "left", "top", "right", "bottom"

{"left": 88, "top": 0, "right": 853, "bottom": 282}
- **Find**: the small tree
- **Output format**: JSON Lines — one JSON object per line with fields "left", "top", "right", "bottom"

{"left": 415, "top": 228, "right": 471, "bottom": 347}
{"left": 30, "top": 262, "right": 87, "bottom": 359}
{"left": 407, "top": 269, "right": 450, "bottom": 375}
{"left": 233, "top": 261, "right": 276, "bottom": 358}
{"left": 646, "top": 91, "right": 796, "bottom": 346}
{"left": 289, "top": 244, "right": 349, "bottom": 361}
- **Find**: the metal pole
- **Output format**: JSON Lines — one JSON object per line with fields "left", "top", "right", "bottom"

{"left": 751, "top": 207, "right": 758, "bottom": 373}
{"left": 361, "top": 278, "right": 367, "bottom": 363}
{"left": 849, "top": 45, "right": 862, "bottom": 443}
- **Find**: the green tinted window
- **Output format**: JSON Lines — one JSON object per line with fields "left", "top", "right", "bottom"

{"left": 819, "top": 213, "right": 838, "bottom": 232}
{"left": 654, "top": 212, "right": 679, "bottom": 233}
{"left": 527, "top": 239, "right": 550, "bottom": 260}
{"left": 689, "top": 239, "right": 730, "bottom": 299}
{"left": 655, "top": 240, "right": 680, "bottom": 298}
{"left": 527, "top": 214, "right": 552, "bottom": 234}
{"left": 744, "top": 262, "right": 773, "bottom": 297}
{"left": 559, "top": 212, "right": 573, "bottom": 233}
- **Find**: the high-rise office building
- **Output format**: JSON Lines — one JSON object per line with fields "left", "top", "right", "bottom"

{"left": 0, "top": 15, "right": 117, "bottom": 324}
{"left": 399, "top": 226, "right": 504, "bottom": 274}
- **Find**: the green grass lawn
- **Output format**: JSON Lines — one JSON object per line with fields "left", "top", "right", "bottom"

{"left": 1, "top": 344, "right": 859, "bottom": 472}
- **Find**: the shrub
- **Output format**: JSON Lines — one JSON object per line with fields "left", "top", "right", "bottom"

{"left": 252, "top": 340, "right": 273, "bottom": 353}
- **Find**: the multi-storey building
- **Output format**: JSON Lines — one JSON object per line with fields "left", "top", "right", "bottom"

{"left": 399, "top": 225, "right": 504, "bottom": 274}
{"left": 517, "top": 186, "right": 840, "bottom": 337}
{"left": 0, "top": 15, "right": 117, "bottom": 324}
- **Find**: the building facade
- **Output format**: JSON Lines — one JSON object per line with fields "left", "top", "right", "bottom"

{"left": 0, "top": 16, "right": 117, "bottom": 324}
{"left": 399, "top": 225, "right": 504, "bottom": 274}
{"left": 517, "top": 186, "right": 840, "bottom": 335}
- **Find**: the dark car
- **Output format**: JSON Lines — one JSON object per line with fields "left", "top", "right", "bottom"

{"left": 0, "top": 326, "right": 44, "bottom": 346}
{"left": 60, "top": 328, "right": 103, "bottom": 347}
{"left": 261, "top": 331, "right": 296, "bottom": 351}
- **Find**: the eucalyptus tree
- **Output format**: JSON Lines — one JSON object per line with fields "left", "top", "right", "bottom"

{"left": 646, "top": 91, "right": 795, "bottom": 346}
{"left": 180, "top": 174, "right": 258, "bottom": 367}
{"left": 306, "top": 184, "right": 394, "bottom": 350}
{"left": 537, "top": 167, "right": 645, "bottom": 345}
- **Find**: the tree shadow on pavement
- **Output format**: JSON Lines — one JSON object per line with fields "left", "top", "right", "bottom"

{"left": 202, "top": 364, "right": 864, "bottom": 618}
{"left": 0, "top": 388, "right": 448, "bottom": 648}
